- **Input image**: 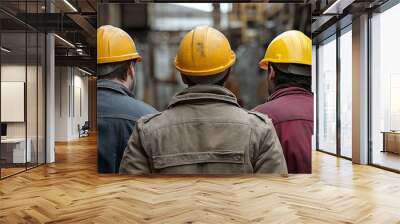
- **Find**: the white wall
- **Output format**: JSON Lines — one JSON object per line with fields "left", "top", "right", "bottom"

{"left": 54, "top": 67, "right": 89, "bottom": 141}
{"left": 72, "top": 73, "right": 89, "bottom": 138}
{"left": 1, "top": 65, "right": 40, "bottom": 138}
{"left": 55, "top": 66, "right": 69, "bottom": 141}
{"left": 1, "top": 63, "right": 46, "bottom": 164}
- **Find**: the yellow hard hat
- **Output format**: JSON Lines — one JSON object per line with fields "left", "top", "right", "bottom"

{"left": 97, "top": 25, "right": 142, "bottom": 64}
{"left": 259, "top": 30, "right": 311, "bottom": 70}
{"left": 175, "top": 26, "right": 236, "bottom": 76}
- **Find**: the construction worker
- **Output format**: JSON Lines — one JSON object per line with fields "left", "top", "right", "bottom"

{"left": 253, "top": 30, "right": 313, "bottom": 174}
{"left": 119, "top": 26, "right": 288, "bottom": 175}
{"left": 97, "top": 25, "right": 157, "bottom": 173}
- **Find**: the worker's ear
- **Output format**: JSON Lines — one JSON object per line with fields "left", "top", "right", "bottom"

{"left": 268, "top": 65, "right": 276, "bottom": 81}
{"left": 128, "top": 61, "right": 136, "bottom": 78}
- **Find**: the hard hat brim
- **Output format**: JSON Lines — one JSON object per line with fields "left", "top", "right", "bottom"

{"left": 259, "top": 58, "right": 311, "bottom": 70}
{"left": 98, "top": 52, "right": 142, "bottom": 64}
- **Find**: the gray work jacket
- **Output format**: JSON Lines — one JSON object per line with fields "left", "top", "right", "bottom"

{"left": 119, "top": 85, "right": 288, "bottom": 175}
{"left": 97, "top": 79, "right": 157, "bottom": 173}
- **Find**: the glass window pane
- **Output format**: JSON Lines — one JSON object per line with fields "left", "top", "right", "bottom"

{"left": 0, "top": 1, "right": 46, "bottom": 179}
{"left": 318, "top": 37, "right": 337, "bottom": 154}
{"left": 340, "top": 29, "right": 352, "bottom": 158}
{"left": 371, "top": 3, "right": 400, "bottom": 171}
{"left": 27, "top": 31, "right": 38, "bottom": 169}
{"left": 1, "top": 31, "right": 28, "bottom": 177}
{"left": 312, "top": 45, "right": 317, "bottom": 151}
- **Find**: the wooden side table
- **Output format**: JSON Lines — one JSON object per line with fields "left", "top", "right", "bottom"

{"left": 382, "top": 131, "right": 400, "bottom": 154}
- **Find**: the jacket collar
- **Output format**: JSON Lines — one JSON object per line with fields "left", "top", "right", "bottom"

{"left": 97, "top": 79, "right": 135, "bottom": 98}
{"left": 168, "top": 84, "right": 240, "bottom": 108}
{"left": 268, "top": 86, "right": 313, "bottom": 102}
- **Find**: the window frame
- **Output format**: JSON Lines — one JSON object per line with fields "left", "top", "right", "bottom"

{"left": 367, "top": 0, "right": 400, "bottom": 173}
{"left": 315, "top": 20, "right": 353, "bottom": 161}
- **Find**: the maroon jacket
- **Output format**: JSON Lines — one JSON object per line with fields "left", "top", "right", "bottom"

{"left": 253, "top": 87, "right": 313, "bottom": 173}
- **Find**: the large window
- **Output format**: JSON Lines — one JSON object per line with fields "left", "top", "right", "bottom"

{"left": 316, "top": 24, "right": 353, "bottom": 159}
{"left": 317, "top": 36, "right": 337, "bottom": 154}
{"left": 339, "top": 28, "right": 352, "bottom": 158}
{"left": 371, "top": 3, "right": 400, "bottom": 171}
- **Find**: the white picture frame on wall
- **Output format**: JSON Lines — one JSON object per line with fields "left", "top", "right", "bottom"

{"left": 1, "top": 81, "right": 25, "bottom": 122}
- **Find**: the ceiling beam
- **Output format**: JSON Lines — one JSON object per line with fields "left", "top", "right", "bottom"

{"left": 55, "top": 55, "right": 96, "bottom": 72}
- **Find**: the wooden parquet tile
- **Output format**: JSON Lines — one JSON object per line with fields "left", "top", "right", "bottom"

{"left": 0, "top": 135, "right": 400, "bottom": 223}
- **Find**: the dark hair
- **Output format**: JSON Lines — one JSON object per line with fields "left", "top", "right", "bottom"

{"left": 182, "top": 68, "right": 231, "bottom": 86}
{"left": 98, "top": 60, "right": 134, "bottom": 81}
{"left": 216, "top": 71, "right": 230, "bottom": 86}
{"left": 270, "top": 63, "right": 311, "bottom": 91}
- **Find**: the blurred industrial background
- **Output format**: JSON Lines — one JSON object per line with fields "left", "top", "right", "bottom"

{"left": 98, "top": 3, "right": 311, "bottom": 110}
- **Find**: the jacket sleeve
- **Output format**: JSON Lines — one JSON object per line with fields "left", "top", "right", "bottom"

{"left": 254, "top": 123, "right": 288, "bottom": 175}
{"left": 119, "top": 124, "right": 151, "bottom": 175}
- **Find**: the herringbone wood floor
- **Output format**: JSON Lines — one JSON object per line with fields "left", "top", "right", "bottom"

{"left": 1, "top": 135, "right": 400, "bottom": 224}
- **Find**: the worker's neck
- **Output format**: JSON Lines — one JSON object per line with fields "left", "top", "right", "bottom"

{"left": 111, "top": 79, "right": 131, "bottom": 91}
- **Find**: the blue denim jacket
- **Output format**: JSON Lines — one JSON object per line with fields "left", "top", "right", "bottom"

{"left": 97, "top": 79, "right": 157, "bottom": 173}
